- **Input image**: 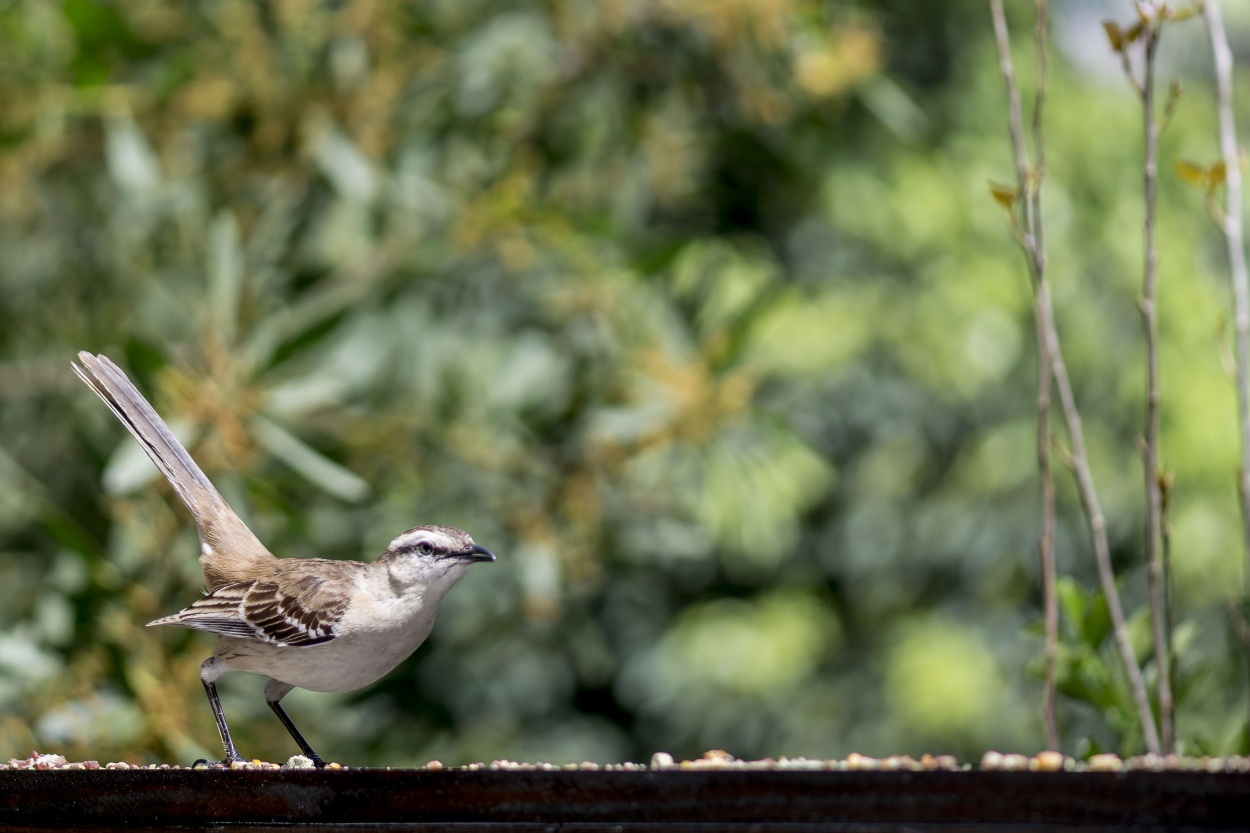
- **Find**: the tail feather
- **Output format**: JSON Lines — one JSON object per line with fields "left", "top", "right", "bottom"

{"left": 75, "top": 352, "right": 274, "bottom": 586}
{"left": 73, "top": 353, "right": 216, "bottom": 514}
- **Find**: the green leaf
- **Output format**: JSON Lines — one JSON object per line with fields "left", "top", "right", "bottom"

{"left": 249, "top": 414, "right": 370, "bottom": 503}
{"left": 103, "top": 116, "right": 161, "bottom": 198}
{"left": 1081, "top": 589, "right": 1111, "bottom": 650}
{"left": 1124, "top": 606, "right": 1154, "bottom": 665}
{"left": 208, "top": 211, "right": 243, "bottom": 348}
{"left": 1172, "top": 618, "right": 1199, "bottom": 656}
{"left": 1056, "top": 576, "right": 1086, "bottom": 636}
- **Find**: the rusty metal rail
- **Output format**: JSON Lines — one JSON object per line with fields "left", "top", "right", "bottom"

{"left": 1, "top": 769, "right": 1248, "bottom": 830}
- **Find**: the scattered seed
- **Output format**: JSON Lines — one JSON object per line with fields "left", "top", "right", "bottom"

{"left": 1087, "top": 753, "right": 1122, "bottom": 772}
{"left": 1031, "top": 751, "right": 1065, "bottom": 772}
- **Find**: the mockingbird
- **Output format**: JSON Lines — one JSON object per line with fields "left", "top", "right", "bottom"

{"left": 74, "top": 352, "right": 495, "bottom": 767}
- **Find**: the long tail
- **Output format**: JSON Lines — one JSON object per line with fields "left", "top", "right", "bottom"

{"left": 74, "top": 352, "right": 274, "bottom": 587}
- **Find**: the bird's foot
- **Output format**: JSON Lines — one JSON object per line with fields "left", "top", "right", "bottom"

{"left": 192, "top": 755, "right": 247, "bottom": 770}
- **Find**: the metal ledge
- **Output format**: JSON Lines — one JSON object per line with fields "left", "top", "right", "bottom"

{"left": 1, "top": 769, "right": 1248, "bottom": 830}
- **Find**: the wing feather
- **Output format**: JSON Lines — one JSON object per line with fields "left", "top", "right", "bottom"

{"left": 147, "top": 575, "right": 349, "bottom": 647}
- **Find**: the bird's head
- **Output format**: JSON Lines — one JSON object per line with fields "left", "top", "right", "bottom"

{"left": 378, "top": 524, "right": 495, "bottom": 592}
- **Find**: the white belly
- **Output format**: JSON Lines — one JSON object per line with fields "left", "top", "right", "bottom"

{"left": 212, "top": 615, "right": 437, "bottom": 692}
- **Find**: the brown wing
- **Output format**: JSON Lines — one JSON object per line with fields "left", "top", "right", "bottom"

{"left": 146, "top": 582, "right": 260, "bottom": 640}
{"left": 148, "top": 571, "right": 351, "bottom": 647}
{"left": 240, "top": 575, "right": 348, "bottom": 646}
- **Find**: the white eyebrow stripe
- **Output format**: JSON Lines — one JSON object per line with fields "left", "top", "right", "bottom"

{"left": 390, "top": 531, "right": 453, "bottom": 551}
{"left": 386, "top": 525, "right": 476, "bottom": 555}
{"left": 389, "top": 531, "right": 432, "bottom": 550}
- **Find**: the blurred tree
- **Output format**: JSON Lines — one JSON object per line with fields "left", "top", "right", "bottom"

{"left": 0, "top": 0, "right": 1246, "bottom": 766}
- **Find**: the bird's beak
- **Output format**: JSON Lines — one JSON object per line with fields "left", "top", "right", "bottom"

{"left": 452, "top": 544, "right": 496, "bottom": 563}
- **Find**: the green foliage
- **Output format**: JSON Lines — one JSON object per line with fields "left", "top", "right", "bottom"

{"left": 0, "top": 0, "right": 1247, "bottom": 766}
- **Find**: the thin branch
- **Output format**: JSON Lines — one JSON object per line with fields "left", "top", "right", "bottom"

{"left": 1030, "top": 0, "right": 1048, "bottom": 260}
{"left": 990, "top": 1, "right": 1038, "bottom": 263}
{"left": 1036, "top": 324, "right": 1058, "bottom": 751}
{"left": 1118, "top": 43, "right": 1145, "bottom": 97}
{"left": 1160, "top": 469, "right": 1176, "bottom": 743}
{"left": 1031, "top": 0, "right": 1059, "bottom": 754}
{"left": 1205, "top": 0, "right": 1250, "bottom": 592}
{"left": 991, "top": 0, "right": 1162, "bottom": 755}
{"left": 1159, "top": 80, "right": 1183, "bottom": 134}
{"left": 989, "top": 0, "right": 1052, "bottom": 747}
{"left": 1132, "top": 16, "right": 1174, "bottom": 755}
{"left": 1205, "top": 0, "right": 1250, "bottom": 734}
{"left": 1045, "top": 292, "right": 1160, "bottom": 755}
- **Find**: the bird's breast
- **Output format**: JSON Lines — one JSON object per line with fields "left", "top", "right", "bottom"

{"left": 213, "top": 603, "right": 439, "bottom": 693}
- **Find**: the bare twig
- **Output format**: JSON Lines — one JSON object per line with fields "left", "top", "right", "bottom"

{"left": 990, "top": 2, "right": 1038, "bottom": 262}
{"left": 1036, "top": 325, "right": 1058, "bottom": 751}
{"left": 991, "top": 0, "right": 1162, "bottom": 754}
{"left": 1045, "top": 293, "right": 1161, "bottom": 755}
{"left": 1031, "top": 0, "right": 1059, "bottom": 754}
{"left": 1160, "top": 469, "right": 1176, "bottom": 740}
{"left": 1206, "top": 0, "right": 1250, "bottom": 590}
{"left": 1117, "top": 40, "right": 1145, "bottom": 97}
{"left": 1205, "top": 0, "right": 1250, "bottom": 731}
{"left": 1110, "top": 2, "right": 1179, "bottom": 755}
{"left": 1131, "top": 14, "right": 1174, "bottom": 755}
{"left": 990, "top": 0, "right": 1054, "bottom": 748}
{"left": 1159, "top": 80, "right": 1183, "bottom": 134}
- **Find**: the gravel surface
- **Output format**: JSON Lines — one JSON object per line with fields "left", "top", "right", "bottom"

{"left": 4, "top": 748, "right": 1249, "bottom": 773}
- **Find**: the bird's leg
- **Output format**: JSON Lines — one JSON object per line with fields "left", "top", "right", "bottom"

{"left": 199, "top": 659, "right": 245, "bottom": 766}
{"left": 264, "top": 679, "right": 327, "bottom": 768}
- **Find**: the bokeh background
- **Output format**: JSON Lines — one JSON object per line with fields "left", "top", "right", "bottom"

{"left": 2, "top": 0, "right": 1249, "bottom": 766}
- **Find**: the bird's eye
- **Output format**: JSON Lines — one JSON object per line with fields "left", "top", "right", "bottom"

{"left": 417, "top": 542, "right": 434, "bottom": 556}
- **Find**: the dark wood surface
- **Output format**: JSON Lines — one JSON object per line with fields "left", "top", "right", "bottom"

{"left": 0, "top": 768, "right": 1248, "bottom": 830}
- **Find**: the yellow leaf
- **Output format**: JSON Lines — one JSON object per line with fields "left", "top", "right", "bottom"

{"left": 1174, "top": 160, "right": 1207, "bottom": 187}
{"left": 1102, "top": 21, "right": 1124, "bottom": 52}
{"left": 987, "top": 181, "right": 1018, "bottom": 209}
{"left": 1210, "top": 161, "right": 1227, "bottom": 188}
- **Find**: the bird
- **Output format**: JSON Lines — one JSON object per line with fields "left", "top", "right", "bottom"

{"left": 73, "top": 351, "right": 495, "bottom": 767}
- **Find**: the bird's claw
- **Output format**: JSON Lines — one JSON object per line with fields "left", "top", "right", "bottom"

{"left": 191, "top": 756, "right": 247, "bottom": 769}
